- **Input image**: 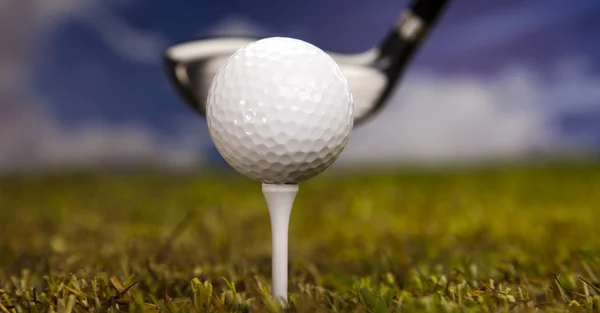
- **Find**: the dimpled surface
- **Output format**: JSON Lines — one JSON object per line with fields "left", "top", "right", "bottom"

{"left": 207, "top": 37, "right": 354, "bottom": 184}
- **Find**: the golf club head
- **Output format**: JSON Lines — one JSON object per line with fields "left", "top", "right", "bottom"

{"left": 163, "top": 0, "right": 450, "bottom": 126}
{"left": 163, "top": 36, "right": 259, "bottom": 116}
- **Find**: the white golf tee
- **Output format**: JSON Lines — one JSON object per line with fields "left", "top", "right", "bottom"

{"left": 262, "top": 183, "right": 298, "bottom": 306}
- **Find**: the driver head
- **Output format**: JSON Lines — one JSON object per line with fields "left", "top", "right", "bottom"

{"left": 164, "top": 39, "right": 386, "bottom": 123}
{"left": 163, "top": 37, "right": 257, "bottom": 116}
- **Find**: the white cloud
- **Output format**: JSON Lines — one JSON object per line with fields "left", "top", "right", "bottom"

{"left": 2, "top": 0, "right": 168, "bottom": 65}
{"left": 200, "top": 14, "right": 309, "bottom": 40}
{"left": 75, "top": 5, "right": 168, "bottom": 64}
{"left": 0, "top": 0, "right": 205, "bottom": 172}
{"left": 10, "top": 0, "right": 88, "bottom": 28}
{"left": 0, "top": 101, "right": 208, "bottom": 172}
{"left": 0, "top": 0, "right": 89, "bottom": 86}
{"left": 37, "top": 119, "right": 205, "bottom": 170}
{"left": 202, "top": 15, "right": 271, "bottom": 38}
{"left": 335, "top": 59, "right": 598, "bottom": 167}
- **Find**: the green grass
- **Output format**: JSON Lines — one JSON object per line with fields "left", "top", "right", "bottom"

{"left": 1, "top": 162, "right": 600, "bottom": 312}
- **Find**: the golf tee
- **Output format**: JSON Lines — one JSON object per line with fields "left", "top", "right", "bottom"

{"left": 262, "top": 183, "right": 299, "bottom": 307}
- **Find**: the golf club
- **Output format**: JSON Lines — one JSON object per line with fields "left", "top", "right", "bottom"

{"left": 163, "top": 0, "right": 450, "bottom": 126}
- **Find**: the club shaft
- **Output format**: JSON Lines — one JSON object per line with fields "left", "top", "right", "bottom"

{"left": 356, "top": 0, "right": 451, "bottom": 124}
{"left": 409, "top": 0, "right": 450, "bottom": 25}
{"left": 378, "top": 0, "right": 450, "bottom": 71}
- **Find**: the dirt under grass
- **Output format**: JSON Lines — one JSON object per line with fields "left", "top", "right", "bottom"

{"left": 0, "top": 162, "right": 599, "bottom": 312}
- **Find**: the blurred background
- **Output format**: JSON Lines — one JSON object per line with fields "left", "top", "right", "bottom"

{"left": 2, "top": 0, "right": 600, "bottom": 172}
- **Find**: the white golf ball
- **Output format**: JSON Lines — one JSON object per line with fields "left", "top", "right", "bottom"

{"left": 206, "top": 37, "right": 354, "bottom": 184}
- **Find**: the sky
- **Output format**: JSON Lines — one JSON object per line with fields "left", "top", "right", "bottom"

{"left": 1, "top": 0, "right": 600, "bottom": 171}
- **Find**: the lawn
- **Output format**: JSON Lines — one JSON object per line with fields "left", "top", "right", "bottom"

{"left": 0, "top": 162, "right": 599, "bottom": 312}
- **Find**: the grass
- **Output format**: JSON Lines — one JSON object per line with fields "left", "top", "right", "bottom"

{"left": 0, "top": 161, "right": 599, "bottom": 312}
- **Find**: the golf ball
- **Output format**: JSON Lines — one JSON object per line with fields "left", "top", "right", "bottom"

{"left": 206, "top": 37, "right": 354, "bottom": 184}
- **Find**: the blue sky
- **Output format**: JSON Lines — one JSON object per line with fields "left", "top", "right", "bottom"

{"left": 1, "top": 0, "right": 600, "bottom": 169}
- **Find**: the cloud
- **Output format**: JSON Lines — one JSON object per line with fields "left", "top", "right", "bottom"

{"left": 202, "top": 14, "right": 272, "bottom": 38}
{"left": 11, "top": 0, "right": 88, "bottom": 28}
{"left": 0, "top": 0, "right": 205, "bottom": 172}
{"left": 0, "top": 0, "right": 79, "bottom": 169}
{"left": 199, "top": 14, "right": 309, "bottom": 40}
{"left": 0, "top": 98, "right": 207, "bottom": 172}
{"left": 4, "top": 0, "right": 169, "bottom": 65}
{"left": 0, "top": 114, "right": 209, "bottom": 173}
{"left": 34, "top": 116, "right": 205, "bottom": 170}
{"left": 74, "top": 4, "right": 169, "bottom": 64}
{"left": 335, "top": 58, "right": 599, "bottom": 166}
{"left": 0, "top": 0, "right": 88, "bottom": 85}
